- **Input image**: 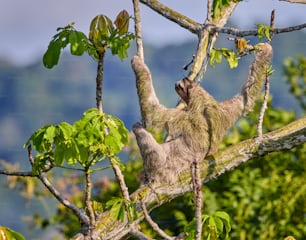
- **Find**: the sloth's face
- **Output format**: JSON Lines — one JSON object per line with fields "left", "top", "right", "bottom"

{"left": 175, "top": 77, "right": 195, "bottom": 104}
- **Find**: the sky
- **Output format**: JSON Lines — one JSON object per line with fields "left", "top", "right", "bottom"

{"left": 1, "top": 0, "right": 306, "bottom": 65}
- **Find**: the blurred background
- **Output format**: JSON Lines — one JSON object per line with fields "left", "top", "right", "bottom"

{"left": 0, "top": 0, "right": 305, "bottom": 239}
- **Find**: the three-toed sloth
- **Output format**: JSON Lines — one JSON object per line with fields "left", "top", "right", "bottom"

{"left": 132, "top": 43, "right": 273, "bottom": 184}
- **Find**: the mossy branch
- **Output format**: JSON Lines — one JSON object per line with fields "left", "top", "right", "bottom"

{"left": 71, "top": 116, "right": 306, "bottom": 239}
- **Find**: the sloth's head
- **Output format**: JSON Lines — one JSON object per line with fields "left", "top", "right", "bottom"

{"left": 175, "top": 77, "right": 196, "bottom": 104}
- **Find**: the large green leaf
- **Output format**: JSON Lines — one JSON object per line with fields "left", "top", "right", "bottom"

{"left": 43, "top": 40, "right": 62, "bottom": 68}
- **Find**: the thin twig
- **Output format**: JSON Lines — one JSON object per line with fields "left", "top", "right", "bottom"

{"left": 27, "top": 145, "right": 90, "bottom": 225}
{"left": 0, "top": 170, "right": 38, "bottom": 177}
{"left": 191, "top": 159, "right": 203, "bottom": 240}
{"left": 141, "top": 200, "right": 174, "bottom": 240}
{"left": 269, "top": 10, "right": 275, "bottom": 40}
{"left": 207, "top": 22, "right": 306, "bottom": 37}
{"left": 133, "top": 0, "right": 144, "bottom": 60}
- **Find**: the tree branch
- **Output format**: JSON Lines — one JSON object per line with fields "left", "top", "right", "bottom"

{"left": 280, "top": 0, "right": 306, "bottom": 3}
{"left": 0, "top": 170, "right": 37, "bottom": 177}
{"left": 133, "top": 0, "right": 145, "bottom": 60}
{"left": 208, "top": 22, "right": 306, "bottom": 37}
{"left": 77, "top": 117, "right": 305, "bottom": 239}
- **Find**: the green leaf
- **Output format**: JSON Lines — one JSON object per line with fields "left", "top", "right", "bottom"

{"left": 106, "top": 197, "right": 125, "bottom": 221}
{"left": 32, "top": 154, "right": 50, "bottom": 175}
{"left": 69, "top": 30, "right": 88, "bottom": 56}
{"left": 53, "top": 142, "right": 66, "bottom": 166}
{"left": 213, "top": 215, "right": 224, "bottom": 236}
{"left": 43, "top": 40, "right": 62, "bottom": 68}
{"left": 202, "top": 214, "right": 210, "bottom": 224}
{"left": 45, "top": 125, "right": 56, "bottom": 143}
{"left": 210, "top": 48, "right": 239, "bottom": 68}
{"left": 104, "top": 116, "right": 129, "bottom": 154}
{"left": 0, "top": 226, "right": 25, "bottom": 240}
{"left": 214, "top": 211, "right": 230, "bottom": 223}
{"left": 126, "top": 201, "right": 137, "bottom": 221}
{"left": 220, "top": 48, "right": 239, "bottom": 68}
{"left": 256, "top": 24, "right": 272, "bottom": 40}
{"left": 65, "top": 140, "right": 79, "bottom": 165}
{"left": 57, "top": 122, "right": 73, "bottom": 140}
{"left": 25, "top": 125, "right": 53, "bottom": 152}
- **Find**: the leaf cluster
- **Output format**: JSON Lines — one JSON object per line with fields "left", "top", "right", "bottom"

{"left": 89, "top": 10, "right": 134, "bottom": 60}
{"left": 43, "top": 10, "right": 134, "bottom": 68}
{"left": 181, "top": 211, "right": 231, "bottom": 240}
{"left": 256, "top": 24, "right": 272, "bottom": 41}
{"left": 210, "top": 48, "right": 239, "bottom": 68}
{"left": 24, "top": 108, "right": 129, "bottom": 173}
{"left": 106, "top": 197, "right": 137, "bottom": 222}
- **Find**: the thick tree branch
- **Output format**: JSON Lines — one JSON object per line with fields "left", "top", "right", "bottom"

{"left": 73, "top": 117, "right": 305, "bottom": 239}
{"left": 133, "top": 0, "right": 144, "bottom": 60}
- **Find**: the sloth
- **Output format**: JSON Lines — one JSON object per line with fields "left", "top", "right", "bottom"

{"left": 132, "top": 43, "right": 273, "bottom": 184}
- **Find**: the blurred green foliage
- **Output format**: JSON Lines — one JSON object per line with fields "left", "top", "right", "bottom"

{"left": 283, "top": 54, "right": 306, "bottom": 110}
